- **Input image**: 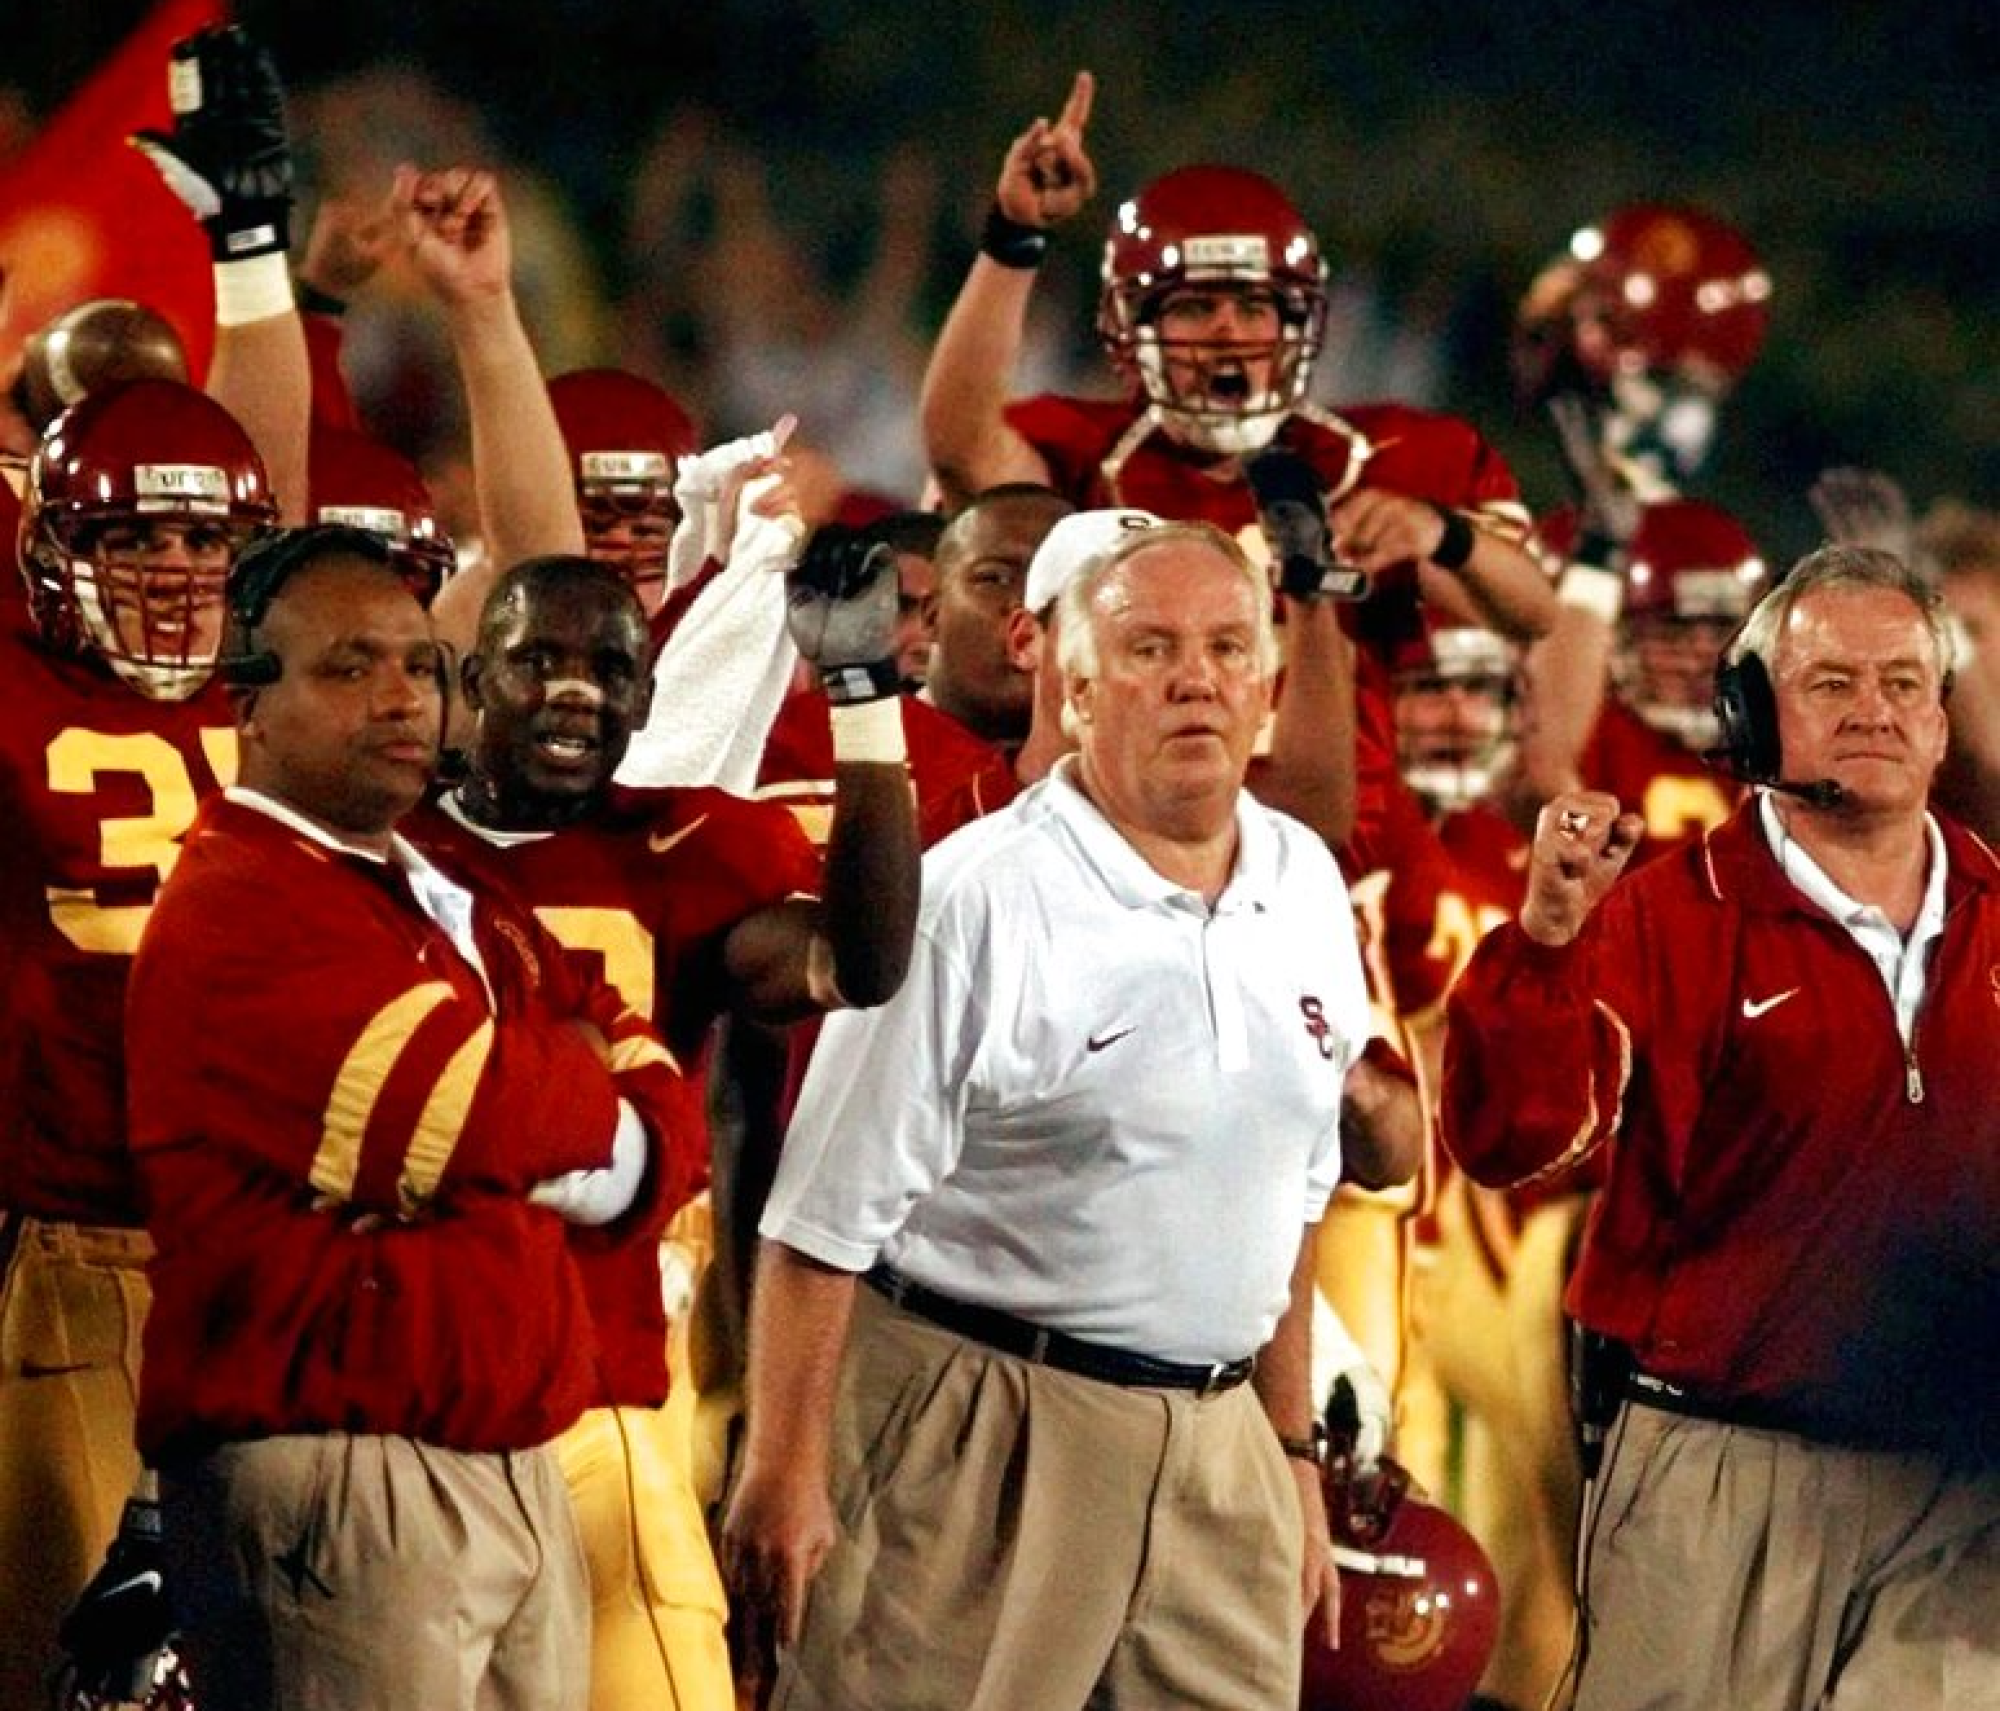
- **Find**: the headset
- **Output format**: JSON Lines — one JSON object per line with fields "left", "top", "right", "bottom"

{"left": 221, "top": 524, "right": 454, "bottom": 715}
{"left": 1706, "top": 624, "right": 1845, "bottom": 808}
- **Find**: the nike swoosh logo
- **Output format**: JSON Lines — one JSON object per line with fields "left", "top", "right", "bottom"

{"left": 99, "top": 1569, "right": 164, "bottom": 1600}
{"left": 647, "top": 813, "right": 710, "bottom": 857}
{"left": 1086, "top": 1027, "right": 1135, "bottom": 1053}
{"left": 1741, "top": 988, "right": 1801, "bottom": 1020}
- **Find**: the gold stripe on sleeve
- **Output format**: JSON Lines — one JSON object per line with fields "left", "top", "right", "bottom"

{"left": 396, "top": 1020, "right": 496, "bottom": 1215}
{"left": 312, "top": 983, "right": 455, "bottom": 1202}
{"left": 607, "top": 1034, "right": 677, "bottom": 1075}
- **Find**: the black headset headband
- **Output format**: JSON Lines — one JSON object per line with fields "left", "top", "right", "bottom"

{"left": 220, "top": 523, "right": 397, "bottom": 688}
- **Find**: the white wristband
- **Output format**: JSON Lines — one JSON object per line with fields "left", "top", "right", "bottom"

{"left": 830, "top": 696, "right": 908, "bottom": 765}
{"left": 1558, "top": 561, "right": 1625, "bottom": 623}
{"left": 212, "top": 253, "right": 296, "bottom": 328}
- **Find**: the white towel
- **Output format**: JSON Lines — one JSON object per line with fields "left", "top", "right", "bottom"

{"left": 616, "top": 434, "right": 803, "bottom": 791}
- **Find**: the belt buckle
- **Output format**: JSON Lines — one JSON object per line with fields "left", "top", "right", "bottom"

{"left": 1196, "top": 1361, "right": 1232, "bottom": 1399}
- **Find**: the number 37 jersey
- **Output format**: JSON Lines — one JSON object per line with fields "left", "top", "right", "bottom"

{"left": 0, "top": 617, "right": 237, "bottom": 1223}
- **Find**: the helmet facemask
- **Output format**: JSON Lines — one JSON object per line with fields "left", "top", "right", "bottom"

{"left": 577, "top": 458, "right": 679, "bottom": 604}
{"left": 1394, "top": 632, "right": 1520, "bottom": 813}
{"left": 61, "top": 515, "right": 237, "bottom": 701}
{"left": 1117, "top": 269, "right": 1324, "bottom": 456}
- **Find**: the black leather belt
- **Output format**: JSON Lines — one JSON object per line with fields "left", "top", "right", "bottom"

{"left": 1626, "top": 1370, "right": 1907, "bottom": 1452}
{"left": 866, "top": 1266, "right": 1255, "bottom": 1397}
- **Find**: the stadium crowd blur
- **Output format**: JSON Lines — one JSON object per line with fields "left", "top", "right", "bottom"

{"left": 8, "top": 2, "right": 1990, "bottom": 546}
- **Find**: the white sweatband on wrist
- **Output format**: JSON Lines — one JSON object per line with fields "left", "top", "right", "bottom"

{"left": 212, "top": 253, "right": 295, "bottom": 327}
{"left": 527, "top": 1098, "right": 648, "bottom": 1227}
{"left": 830, "top": 696, "right": 908, "bottom": 765}
{"left": 1558, "top": 561, "right": 1625, "bottom": 623}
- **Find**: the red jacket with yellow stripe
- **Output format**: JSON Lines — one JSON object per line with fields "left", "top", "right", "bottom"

{"left": 126, "top": 796, "right": 696, "bottom": 1462}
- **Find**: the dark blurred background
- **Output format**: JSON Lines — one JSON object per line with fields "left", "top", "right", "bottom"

{"left": 8, "top": 0, "right": 1995, "bottom": 554}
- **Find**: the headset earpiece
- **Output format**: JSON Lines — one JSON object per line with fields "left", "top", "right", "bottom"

{"left": 1710, "top": 648, "right": 1780, "bottom": 784}
{"left": 218, "top": 524, "right": 399, "bottom": 690}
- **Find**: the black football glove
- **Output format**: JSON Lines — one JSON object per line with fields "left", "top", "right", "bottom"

{"left": 786, "top": 525, "right": 902, "bottom": 705}
{"left": 133, "top": 25, "right": 293, "bottom": 261}
{"left": 1245, "top": 448, "right": 1368, "bottom": 600}
{"left": 56, "top": 1498, "right": 179, "bottom": 1702}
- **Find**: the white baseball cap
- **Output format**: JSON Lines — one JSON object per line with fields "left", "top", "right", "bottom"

{"left": 1022, "top": 507, "right": 1165, "bottom": 616}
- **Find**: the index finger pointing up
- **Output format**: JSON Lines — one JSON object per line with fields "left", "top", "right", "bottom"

{"left": 1059, "top": 70, "right": 1095, "bottom": 135}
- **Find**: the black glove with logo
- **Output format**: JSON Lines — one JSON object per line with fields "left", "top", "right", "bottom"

{"left": 56, "top": 1497, "right": 179, "bottom": 1702}
{"left": 786, "top": 525, "right": 902, "bottom": 705}
{"left": 133, "top": 25, "right": 293, "bottom": 261}
{"left": 1246, "top": 448, "right": 1368, "bottom": 600}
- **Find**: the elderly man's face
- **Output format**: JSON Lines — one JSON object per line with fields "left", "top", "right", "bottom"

{"left": 1772, "top": 585, "right": 1949, "bottom": 816}
{"left": 1068, "top": 539, "right": 1272, "bottom": 838}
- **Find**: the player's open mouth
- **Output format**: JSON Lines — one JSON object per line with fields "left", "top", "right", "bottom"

{"left": 534, "top": 731, "right": 599, "bottom": 762}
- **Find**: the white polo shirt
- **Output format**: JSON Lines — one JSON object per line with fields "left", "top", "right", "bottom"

{"left": 762, "top": 758, "right": 1367, "bottom": 1365}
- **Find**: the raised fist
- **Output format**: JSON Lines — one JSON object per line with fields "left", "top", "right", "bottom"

{"left": 132, "top": 24, "right": 293, "bottom": 261}
{"left": 787, "top": 525, "right": 902, "bottom": 705}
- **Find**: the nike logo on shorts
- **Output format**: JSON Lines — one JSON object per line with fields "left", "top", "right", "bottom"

{"left": 1086, "top": 1027, "right": 1135, "bottom": 1053}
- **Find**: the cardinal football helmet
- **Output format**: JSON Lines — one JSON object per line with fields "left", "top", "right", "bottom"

{"left": 1516, "top": 205, "right": 1770, "bottom": 485}
{"left": 549, "top": 367, "right": 699, "bottom": 596}
{"left": 1098, "top": 165, "right": 1327, "bottom": 457}
{"left": 308, "top": 424, "right": 454, "bottom": 605}
{"left": 1301, "top": 1453, "right": 1501, "bottom": 1711}
{"left": 1390, "top": 618, "right": 1522, "bottom": 814}
{"left": 1545, "top": 497, "right": 1766, "bottom": 749}
{"left": 21, "top": 379, "right": 274, "bottom": 699}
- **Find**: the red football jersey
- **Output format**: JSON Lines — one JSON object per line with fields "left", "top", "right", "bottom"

{"left": 756, "top": 685, "right": 1019, "bottom": 852}
{"left": 1006, "top": 395, "right": 1524, "bottom": 538}
{"left": 1353, "top": 790, "right": 1528, "bottom": 1029}
{"left": 0, "top": 614, "right": 236, "bottom": 1222}
{"left": 408, "top": 784, "right": 821, "bottom": 1065}
{"left": 407, "top": 783, "right": 821, "bottom": 1407}
{"left": 1579, "top": 696, "right": 1740, "bottom": 866}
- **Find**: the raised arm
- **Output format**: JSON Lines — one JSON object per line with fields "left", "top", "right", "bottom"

{"left": 725, "top": 527, "right": 920, "bottom": 1019}
{"left": 410, "top": 164, "right": 583, "bottom": 655}
{"left": 919, "top": 71, "right": 1096, "bottom": 508}
{"left": 136, "top": 24, "right": 311, "bottom": 521}
{"left": 1441, "top": 790, "right": 1642, "bottom": 1188}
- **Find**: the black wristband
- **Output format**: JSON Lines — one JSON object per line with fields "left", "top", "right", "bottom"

{"left": 1574, "top": 526, "right": 1626, "bottom": 571}
{"left": 979, "top": 202, "right": 1049, "bottom": 270}
{"left": 207, "top": 197, "right": 291, "bottom": 263}
{"left": 1277, "top": 1424, "right": 1327, "bottom": 1467}
{"left": 295, "top": 280, "right": 348, "bottom": 318}
{"left": 1429, "top": 504, "right": 1477, "bottom": 572}
{"left": 821, "top": 658, "right": 903, "bottom": 706}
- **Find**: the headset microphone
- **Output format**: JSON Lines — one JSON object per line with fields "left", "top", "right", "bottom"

{"left": 1767, "top": 776, "right": 1845, "bottom": 809}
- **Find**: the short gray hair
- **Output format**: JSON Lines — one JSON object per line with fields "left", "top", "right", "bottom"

{"left": 1727, "top": 543, "right": 1954, "bottom": 685}
{"left": 1054, "top": 521, "right": 1279, "bottom": 682}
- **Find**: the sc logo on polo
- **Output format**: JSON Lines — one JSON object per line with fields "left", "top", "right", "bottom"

{"left": 1298, "top": 995, "right": 1337, "bottom": 1060}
